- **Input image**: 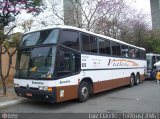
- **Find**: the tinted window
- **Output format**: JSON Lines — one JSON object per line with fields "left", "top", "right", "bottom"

{"left": 71, "top": 53, "right": 81, "bottom": 73}
{"left": 15, "top": 47, "right": 56, "bottom": 79}
{"left": 57, "top": 50, "right": 80, "bottom": 77}
{"left": 98, "top": 38, "right": 111, "bottom": 55}
{"left": 141, "top": 51, "right": 146, "bottom": 59}
{"left": 106, "top": 40, "right": 111, "bottom": 55}
{"left": 129, "top": 47, "right": 135, "bottom": 58}
{"left": 81, "top": 34, "right": 90, "bottom": 52}
{"left": 135, "top": 49, "right": 140, "bottom": 59}
{"left": 81, "top": 34, "right": 97, "bottom": 53}
{"left": 98, "top": 38, "right": 106, "bottom": 54}
{"left": 122, "top": 45, "right": 128, "bottom": 58}
{"left": 157, "top": 56, "right": 160, "bottom": 61}
{"left": 60, "top": 30, "right": 79, "bottom": 50}
{"left": 21, "top": 29, "right": 59, "bottom": 46}
{"left": 90, "top": 36, "right": 97, "bottom": 53}
{"left": 111, "top": 42, "right": 121, "bottom": 56}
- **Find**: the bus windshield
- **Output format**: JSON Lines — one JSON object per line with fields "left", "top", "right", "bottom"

{"left": 21, "top": 29, "right": 59, "bottom": 46}
{"left": 15, "top": 46, "right": 56, "bottom": 79}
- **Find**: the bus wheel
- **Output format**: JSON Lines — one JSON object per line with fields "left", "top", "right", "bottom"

{"left": 78, "top": 81, "right": 90, "bottom": 102}
{"left": 130, "top": 74, "right": 135, "bottom": 87}
{"left": 135, "top": 74, "right": 140, "bottom": 85}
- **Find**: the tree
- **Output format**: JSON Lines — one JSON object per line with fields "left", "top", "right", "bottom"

{"left": 0, "top": 0, "right": 43, "bottom": 30}
{"left": 94, "top": 1, "right": 132, "bottom": 38}
{"left": 0, "top": 31, "right": 21, "bottom": 95}
{"left": 143, "top": 30, "right": 160, "bottom": 54}
{"left": 0, "top": 0, "right": 43, "bottom": 95}
{"left": 44, "top": 0, "right": 125, "bottom": 31}
{"left": 20, "top": 19, "right": 34, "bottom": 32}
{"left": 94, "top": 2, "right": 150, "bottom": 47}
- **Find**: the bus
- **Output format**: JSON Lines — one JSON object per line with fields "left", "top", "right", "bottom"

{"left": 146, "top": 53, "right": 160, "bottom": 79}
{"left": 14, "top": 26, "right": 147, "bottom": 103}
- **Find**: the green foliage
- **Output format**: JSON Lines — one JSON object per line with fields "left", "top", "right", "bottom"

{"left": 143, "top": 30, "right": 160, "bottom": 54}
{"left": 32, "top": 0, "right": 42, "bottom": 7}
{"left": 3, "top": 33, "right": 22, "bottom": 49}
{"left": 0, "top": 30, "right": 5, "bottom": 44}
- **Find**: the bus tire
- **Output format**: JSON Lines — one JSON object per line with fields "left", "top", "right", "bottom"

{"left": 78, "top": 81, "right": 90, "bottom": 103}
{"left": 135, "top": 73, "right": 140, "bottom": 85}
{"left": 130, "top": 74, "right": 135, "bottom": 87}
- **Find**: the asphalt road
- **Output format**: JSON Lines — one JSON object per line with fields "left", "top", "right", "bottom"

{"left": 0, "top": 80, "right": 160, "bottom": 113}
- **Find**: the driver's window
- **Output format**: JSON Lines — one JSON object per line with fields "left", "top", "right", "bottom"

{"left": 57, "top": 49, "right": 80, "bottom": 77}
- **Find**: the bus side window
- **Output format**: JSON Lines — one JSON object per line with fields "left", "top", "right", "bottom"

{"left": 57, "top": 50, "right": 80, "bottom": 77}
{"left": 157, "top": 56, "right": 160, "bottom": 62}
{"left": 71, "top": 53, "right": 81, "bottom": 73}
{"left": 60, "top": 30, "right": 79, "bottom": 51}
{"left": 98, "top": 38, "right": 111, "bottom": 55}
{"left": 98, "top": 38, "right": 106, "bottom": 54}
{"left": 135, "top": 49, "right": 140, "bottom": 59}
{"left": 140, "top": 50, "right": 145, "bottom": 59}
{"left": 121, "top": 45, "right": 128, "bottom": 58}
{"left": 105, "top": 40, "right": 111, "bottom": 55}
{"left": 111, "top": 42, "right": 121, "bottom": 56}
{"left": 90, "top": 35, "right": 97, "bottom": 53}
{"left": 81, "top": 33, "right": 90, "bottom": 52}
{"left": 129, "top": 47, "right": 135, "bottom": 58}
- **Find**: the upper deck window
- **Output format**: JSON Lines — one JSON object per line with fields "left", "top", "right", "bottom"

{"left": 60, "top": 30, "right": 79, "bottom": 50}
{"left": 98, "top": 38, "right": 111, "bottom": 55}
{"left": 122, "top": 45, "right": 128, "bottom": 58}
{"left": 90, "top": 36, "right": 97, "bottom": 53}
{"left": 81, "top": 33, "right": 98, "bottom": 53}
{"left": 129, "top": 47, "right": 135, "bottom": 58}
{"left": 21, "top": 29, "right": 59, "bottom": 46}
{"left": 111, "top": 42, "right": 121, "bottom": 56}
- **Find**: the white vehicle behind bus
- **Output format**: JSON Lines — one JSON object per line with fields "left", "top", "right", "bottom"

{"left": 146, "top": 53, "right": 160, "bottom": 79}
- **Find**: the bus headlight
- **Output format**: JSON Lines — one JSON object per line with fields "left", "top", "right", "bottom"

{"left": 38, "top": 86, "right": 48, "bottom": 91}
{"left": 38, "top": 86, "right": 44, "bottom": 90}
{"left": 43, "top": 87, "right": 48, "bottom": 91}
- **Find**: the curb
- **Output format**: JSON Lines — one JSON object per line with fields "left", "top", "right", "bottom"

{"left": 0, "top": 99, "right": 26, "bottom": 108}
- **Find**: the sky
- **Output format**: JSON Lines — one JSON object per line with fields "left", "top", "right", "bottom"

{"left": 129, "top": 0, "right": 151, "bottom": 13}
{"left": 128, "top": 0, "right": 152, "bottom": 27}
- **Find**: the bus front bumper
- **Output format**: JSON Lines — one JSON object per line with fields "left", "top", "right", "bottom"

{"left": 14, "top": 87, "right": 56, "bottom": 103}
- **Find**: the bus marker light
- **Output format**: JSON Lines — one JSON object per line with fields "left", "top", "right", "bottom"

{"left": 48, "top": 87, "right": 53, "bottom": 92}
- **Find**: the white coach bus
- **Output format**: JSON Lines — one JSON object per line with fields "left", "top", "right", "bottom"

{"left": 14, "top": 26, "right": 147, "bottom": 103}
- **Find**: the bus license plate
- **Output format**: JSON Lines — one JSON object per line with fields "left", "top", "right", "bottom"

{"left": 26, "top": 93, "right": 32, "bottom": 97}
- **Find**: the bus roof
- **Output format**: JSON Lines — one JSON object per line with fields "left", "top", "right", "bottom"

{"left": 24, "top": 25, "right": 145, "bottom": 51}
{"left": 146, "top": 53, "right": 160, "bottom": 56}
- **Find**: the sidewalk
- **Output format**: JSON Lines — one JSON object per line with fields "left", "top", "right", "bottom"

{"left": 0, "top": 87, "right": 25, "bottom": 107}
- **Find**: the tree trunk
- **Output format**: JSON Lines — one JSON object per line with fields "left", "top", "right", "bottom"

{"left": 0, "top": 45, "right": 7, "bottom": 95}
{"left": 2, "top": 78, "right": 6, "bottom": 95}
